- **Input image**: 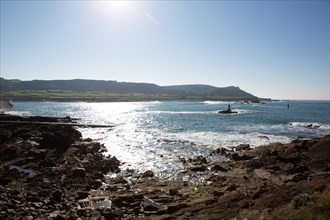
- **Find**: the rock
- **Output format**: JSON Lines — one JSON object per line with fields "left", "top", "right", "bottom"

{"left": 51, "top": 189, "right": 63, "bottom": 203}
{"left": 169, "top": 188, "right": 180, "bottom": 196}
{"left": 0, "top": 177, "right": 11, "bottom": 186}
{"left": 97, "top": 156, "right": 120, "bottom": 174}
{"left": 39, "top": 127, "right": 81, "bottom": 154}
{"left": 188, "top": 165, "right": 206, "bottom": 172}
{"left": 71, "top": 167, "right": 86, "bottom": 178}
{"left": 231, "top": 152, "right": 254, "bottom": 161}
{"left": 112, "top": 194, "right": 135, "bottom": 207}
{"left": 167, "top": 203, "right": 189, "bottom": 213}
{"left": 29, "top": 148, "right": 47, "bottom": 159}
{"left": 214, "top": 147, "right": 228, "bottom": 155}
{"left": 143, "top": 205, "right": 159, "bottom": 212}
{"left": 236, "top": 144, "right": 250, "bottom": 151}
{"left": 285, "top": 173, "right": 309, "bottom": 183}
{"left": 76, "top": 191, "right": 89, "bottom": 200}
{"left": 218, "top": 191, "right": 242, "bottom": 205}
{"left": 142, "top": 170, "right": 154, "bottom": 178}
{"left": 258, "top": 135, "right": 269, "bottom": 140}
{"left": 213, "top": 190, "right": 224, "bottom": 197}
{"left": 226, "top": 184, "right": 237, "bottom": 191}
{"left": 211, "top": 164, "right": 228, "bottom": 172}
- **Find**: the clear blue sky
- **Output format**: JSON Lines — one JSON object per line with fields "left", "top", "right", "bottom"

{"left": 1, "top": 0, "right": 329, "bottom": 100}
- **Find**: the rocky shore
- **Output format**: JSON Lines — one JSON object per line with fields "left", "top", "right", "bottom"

{"left": 0, "top": 115, "right": 329, "bottom": 219}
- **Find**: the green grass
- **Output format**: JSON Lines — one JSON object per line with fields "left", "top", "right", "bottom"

{"left": 1, "top": 90, "right": 256, "bottom": 102}
{"left": 278, "top": 191, "right": 330, "bottom": 220}
{"left": 0, "top": 90, "right": 180, "bottom": 101}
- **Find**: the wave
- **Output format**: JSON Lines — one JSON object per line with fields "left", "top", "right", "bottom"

{"left": 290, "top": 122, "right": 330, "bottom": 130}
{"left": 149, "top": 110, "right": 215, "bottom": 115}
{"left": 4, "top": 110, "right": 31, "bottom": 116}
{"left": 202, "top": 101, "right": 226, "bottom": 105}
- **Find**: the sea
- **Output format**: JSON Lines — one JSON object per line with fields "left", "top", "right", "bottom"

{"left": 7, "top": 100, "right": 330, "bottom": 178}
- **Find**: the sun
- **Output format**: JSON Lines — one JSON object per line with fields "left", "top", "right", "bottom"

{"left": 101, "top": 1, "right": 135, "bottom": 18}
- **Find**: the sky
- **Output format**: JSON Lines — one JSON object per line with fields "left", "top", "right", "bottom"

{"left": 0, "top": 0, "right": 329, "bottom": 100}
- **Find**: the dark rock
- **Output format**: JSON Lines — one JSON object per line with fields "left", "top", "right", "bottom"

{"left": 39, "top": 127, "right": 81, "bottom": 154}
{"left": 285, "top": 173, "right": 308, "bottom": 183}
{"left": 0, "top": 128, "right": 11, "bottom": 144}
{"left": 26, "top": 193, "right": 41, "bottom": 202}
{"left": 72, "top": 167, "right": 86, "bottom": 178}
{"left": 142, "top": 170, "right": 154, "bottom": 178}
{"left": 188, "top": 165, "right": 206, "bottom": 172}
{"left": 231, "top": 152, "right": 254, "bottom": 161}
{"left": 51, "top": 189, "right": 63, "bottom": 203}
{"left": 97, "top": 157, "right": 120, "bottom": 174}
{"left": 143, "top": 205, "right": 159, "bottom": 211}
{"left": 236, "top": 144, "right": 250, "bottom": 151}
{"left": 169, "top": 188, "right": 180, "bottom": 196}
{"left": 226, "top": 184, "right": 237, "bottom": 191}
{"left": 112, "top": 194, "right": 135, "bottom": 207}
{"left": 211, "top": 164, "right": 228, "bottom": 172}
{"left": 213, "top": 190, "right": 224, "bottom": 197}
{"left": 92, "top": 179, "right": 103, "bottom": 189}
{"left": 258, "top": 136, "right": 270, "bottom": 140}
{"left": 29, "top": 148, "right": 47, "bottom": 159}
{"left": 286, "top": 165, "right": 309, "bottom": 174}
{"left": 214, "top": 147, "right": 227, "bottom": 155}
{"left": 167, "top": 203, "right": 188, "bottom": 213}
{"left": 76, "top": 191, "right": 89, "bottom": 200}
{"left": 0, "top": 177, "right": 11, "bottom": 186}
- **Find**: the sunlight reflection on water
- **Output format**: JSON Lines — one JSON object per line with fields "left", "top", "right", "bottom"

{"left": 11, "top": 101, "right": 330, "bottom": 179}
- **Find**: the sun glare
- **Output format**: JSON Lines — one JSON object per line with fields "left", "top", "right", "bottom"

{"left": 99, "top": 1, "right": 135, "bottom": 20}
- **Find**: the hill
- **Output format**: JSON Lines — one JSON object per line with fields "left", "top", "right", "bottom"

{"left": 0, "top": 78, "right": 261, "bottom": 102}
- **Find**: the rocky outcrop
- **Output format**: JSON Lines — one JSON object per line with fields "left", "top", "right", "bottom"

{"left": 0, "top": 115, "right": 329, "bottom": 219}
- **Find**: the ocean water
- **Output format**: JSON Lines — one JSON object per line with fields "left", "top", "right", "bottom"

{"left": 8, "top": 100, "right": 330, "bottom": 178}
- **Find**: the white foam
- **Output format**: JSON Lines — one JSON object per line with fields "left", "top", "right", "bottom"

{"left": 4, "top": 111, "right": 31, "bottom": 116}
{"left": 150, "top": 110, "right": 215, "bottom": 115}
{"left": 202, "top": 101, "right": 226, "bottom": 105}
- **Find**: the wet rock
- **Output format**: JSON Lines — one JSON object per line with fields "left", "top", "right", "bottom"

{"left": 258, "top": 135, "right": 269, "bottom": 140}
{"left": 97, "top": 156, "right": 120, "bottom": 174}
{"left": 39, "top": 127, "right": 81, "bottom": 154}
{"left": 214, "top": 147, "right": 228, "bottom": 155}
{"left": 236, "top": 144, "right": 250, "bottom": 151}
{"left": 188, "top": 165, "right": 206, "bottom": 172}
{"left": 142, "top": 170, "right": 154, "bottom": 178}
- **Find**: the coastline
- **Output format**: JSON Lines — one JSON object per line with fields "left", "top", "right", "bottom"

{"left": 1, "top": 115, "right": 329, "bottom": 219}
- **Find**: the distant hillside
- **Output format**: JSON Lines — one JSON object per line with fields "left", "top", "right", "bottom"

{"left": 0, "top": 78, "right": 260, "bottom": 101}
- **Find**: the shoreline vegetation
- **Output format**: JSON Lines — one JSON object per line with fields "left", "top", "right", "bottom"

{"left": 0, "top": 78, "right": 270, "bottom": 102}
{"left": 0, "top": 90, "right": 268, "bottom": 103}
{"left": 1, "top": 114, "right": 330, "bottom": 219}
